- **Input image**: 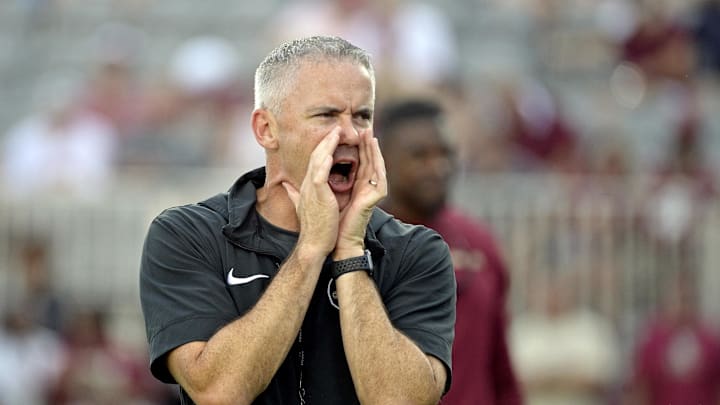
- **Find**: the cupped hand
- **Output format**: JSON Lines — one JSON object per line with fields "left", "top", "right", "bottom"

{"left": 282, "top": 127, "right": 342, "bottom": 257}
{"left": 334, "top": 129, "right": 387, "bottom": 259}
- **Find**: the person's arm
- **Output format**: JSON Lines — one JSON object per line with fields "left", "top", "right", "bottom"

{"left": 283, "top": 128, "right": 449, "bottom": 403}
{"left": 335, "top": 132, "right": 445, "bottom": 404}
{"left": 335, "top": 269, "right": 447, "bottom": 404}
{"left": 492, "top": 295, "right": 523, "bottom": 404}
{"left": 489, "top": 252, "right": 523, "bottom": 404}
{"left": 167, "top": 130, "right": 345, "bottom": 405}
{"left": 166, "top": 245, "right": 325, "bottom": 405}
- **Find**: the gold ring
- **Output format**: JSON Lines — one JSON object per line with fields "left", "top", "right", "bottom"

{"left": 369, "top": 179, "right": 378, "bottom": 186}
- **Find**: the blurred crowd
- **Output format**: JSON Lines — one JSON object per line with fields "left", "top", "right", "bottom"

{"left": 1, "top": 0, "right": 720, "bottom": 404}
{"left": 0, "top": 237, "right": 178, "bottom": 404}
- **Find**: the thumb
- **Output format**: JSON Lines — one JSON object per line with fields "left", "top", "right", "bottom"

{"left": 281, "top": 181, "right": 300, "bottom": 209}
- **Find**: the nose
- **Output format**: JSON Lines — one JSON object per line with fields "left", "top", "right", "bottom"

{"left": 427, "top": 153, "right": 454, "bottom": 180}
{"left": 336, "top": 115, "right": 360, "bottom": 145}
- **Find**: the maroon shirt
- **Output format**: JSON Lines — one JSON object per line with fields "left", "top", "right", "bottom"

{"left": 634, "top": 318, "right": 720, "bottom": 405}
{"left": 425, "top": 206, "right": 522, "bottom": 405}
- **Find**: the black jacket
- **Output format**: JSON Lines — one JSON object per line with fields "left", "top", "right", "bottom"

{"left": 140, "top": 167, "right": 456, "bottom": 404}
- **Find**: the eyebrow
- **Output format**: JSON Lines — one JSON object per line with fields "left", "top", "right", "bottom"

{"left": 307, "top": 106, "right": 343, "bottom": 115}
{"left": 306, "top": 106, "right": 374, "bottom": 116}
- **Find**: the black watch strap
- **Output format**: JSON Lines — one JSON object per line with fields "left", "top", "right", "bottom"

{"left": 332, "top": 249, "right": 374, "bottom": 279}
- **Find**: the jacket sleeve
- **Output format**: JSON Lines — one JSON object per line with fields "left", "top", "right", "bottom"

{"left": 139, "top": 207, "right": 234, "bottom": 383}
{"left": 381, "top": 226, "right": 457, "bottom": 393}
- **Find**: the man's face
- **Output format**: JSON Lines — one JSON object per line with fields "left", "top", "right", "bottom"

{"left": 384, "top": 118, "right": 455, "bottom": 218}
{"left": 271, "top": 60, "right": 374, "bottom": 210}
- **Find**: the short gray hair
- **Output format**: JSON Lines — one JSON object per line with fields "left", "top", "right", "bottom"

{"left": 254, "top": 36, "right": 375, "bottom": 113}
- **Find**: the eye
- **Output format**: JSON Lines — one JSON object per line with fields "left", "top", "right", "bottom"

{"left": 355, "top": 111, "right": 372, "bottom": 121}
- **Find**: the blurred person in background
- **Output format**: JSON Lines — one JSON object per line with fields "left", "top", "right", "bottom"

{"left": 626, "top": 272, "right": 720, "bottom": 405}
{"left": 139, "top": 36, "right": 455, "bottom": 404}
{"left": 75, "top": 21, "right": 180, "bottom": 169}
{"left": 620, "top": 3, "right": 696, "bottom": 84}
{"left": 126, "top": 35, "right": 262, "bottom": 168}
{"left": 638, "top": 125, "right": 717, "bottom": 273}
{"left": 13, "top": 237, "right": 67, "bottom": 333}
{"left": 1, "top": 72, "right": 117, "bottom": 198}
{"left": 377, "top": 98, "right": 522, "bottom": 404}
{"left": 79, "top": 22, "right": 148, "bottom": 142}
{"left": 495, "top": 78, "right": 581, "bottom": 173}
{"left": 51, "top": 307, "right": 171, "bottom": 405}
{"left": 510, "top": 270, "right": 620, "bottom": 405}
{"left": 0, "top": 301, "right": 65, "bottom": 405}
{"left": 692, "top": 0, "right": 720, "bottom": 75}
{"left": 269, "top": 0, "right": 459, "bottom": 94}
{"left": 0, "top": 237, "right": 66, "bottom": 405}
{"left": 611, "top": 0, "right": 708, "bottom": 169}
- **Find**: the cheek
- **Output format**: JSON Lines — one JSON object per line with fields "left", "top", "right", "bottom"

{"left": 281, "top": 129, "right": 326, "bottom": 172}
{"left": 403, "top": 159, "right": 426, "bottom": 178}
{"left": 390, "top": 161, "right": 421, "bottom": 185}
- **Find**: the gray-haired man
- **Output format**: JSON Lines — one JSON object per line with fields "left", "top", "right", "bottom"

{"left": 140, "top": 36, "right": 456, "bottom": 405}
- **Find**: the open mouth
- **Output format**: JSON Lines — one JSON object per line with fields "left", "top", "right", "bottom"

{"left": 328, "top": 161, "right": 356, "bottom": 193}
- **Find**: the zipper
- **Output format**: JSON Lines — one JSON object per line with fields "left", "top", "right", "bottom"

{"left": 298, "top": 328, "right": 306, "bottom": 404}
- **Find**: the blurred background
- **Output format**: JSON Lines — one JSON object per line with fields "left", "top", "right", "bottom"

{"left": 1, "top": 0, "right": 719, "bottom": 403}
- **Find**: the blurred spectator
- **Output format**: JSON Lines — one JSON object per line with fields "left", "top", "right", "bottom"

{"left": 692, "top": 0, "right": 720, "bottom": 75}
{"left": 377, "top": 98, "right": 522, "bottom": 404}
{"left": 510, "top": 270, "right": 620, "bottom": 405}
{"left": 378, "top": 0, "right": 460, "bottom": 90}
{"left": 627, "top": 272, "right": 720, "bottom": 405}
{"left": 0, "top": 303, "right": 65, "bottom": 405}
{"left": 620, "top": 4, "right": 696, "bottom": 83}
{"left": 14, "top": 237, "right": 67, "bottom": 333}
{"left": 437, "top": 80, "right": 513, "bottom": 174}
{"left": 495, "top": 78, "right": 582, "bottom": 172}
{"left": 126, "top": 35, "right": 262, "bottom": 167}
{"left": 80, "top": 22, "right": 147, "bottom": 137}
{"left": 270, "top": 0, "right": 385, "bottom": 60}
{"left": 269, "top": 0, "right": 459, "bottom": 92}
{"left": 638, "top": 125, "right": 716, "bottom": 272}
{"left": 77, "top": 21, "right": 155, "bottom": 165}
{"left": 564, "top": 133, "right": 633, "bottom": 319}
{"left": 51, "top": 308, "right": 168, "bottom": 405}
{"left": 596, "top": 0, "right": 706, "bottom": 170}
{"left": 1, "top": 72, "right": 117, "bottom": 197}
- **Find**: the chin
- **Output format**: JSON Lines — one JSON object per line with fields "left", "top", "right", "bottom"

{"left": 417, "top": 199, "right": 446, "bottom": 217}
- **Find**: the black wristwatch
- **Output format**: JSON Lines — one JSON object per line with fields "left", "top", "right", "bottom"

{"left": 332, "top": 249, "right": 374, "bottom": 279}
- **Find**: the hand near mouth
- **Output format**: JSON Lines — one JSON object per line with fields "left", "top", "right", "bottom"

{"left": 282, "top": 127, "right": 387, "bottom": 260}
{"left": 282, "top": 127, "right": 342, "bottom": 257}
{"left": 334, "top": 128, "right": 387, "bottom": 260}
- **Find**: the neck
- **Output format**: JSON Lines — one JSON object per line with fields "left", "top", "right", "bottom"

{"left": 255, "top": 177, "right": 299, "bottom": 232}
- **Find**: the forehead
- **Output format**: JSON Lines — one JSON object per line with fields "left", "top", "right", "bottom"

{"left": 385, "top": 118, "right": 448, "bottom": 149}
{"left": 286, "top": 59, "right": 374, "bottom": 107}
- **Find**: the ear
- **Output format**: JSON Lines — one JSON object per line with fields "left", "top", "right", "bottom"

{"left": 251, "top": 108, "right": 279, "bottom": 150}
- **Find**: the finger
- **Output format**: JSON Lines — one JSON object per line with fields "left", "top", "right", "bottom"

{"left": 363, "top": 129, "right": 378, "bottom": 181}
{"left": 281, "top": 181, "right": 300, "bottom": 208}
{"left": 309, "top": 127, "right": 341, "bottom": 167}
{"left": 307, "top": 127, "right": 341, "bottom": 183}
{"left": 312, "top": 155, "right": 334, "bottom": 186}
{"left": 371, "top": 137, "right": 387, "bottom": 192}
{"left": 357, "top": 129, "right": 372, "bottom": 180}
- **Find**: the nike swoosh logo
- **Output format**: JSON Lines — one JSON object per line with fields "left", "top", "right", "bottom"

{"left": 226, "top": 268, "right": 269, "bottom": 285}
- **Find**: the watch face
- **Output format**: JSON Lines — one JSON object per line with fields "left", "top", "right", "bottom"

{"left": 364, "top": 249, "right": 373, "bottom": 270}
